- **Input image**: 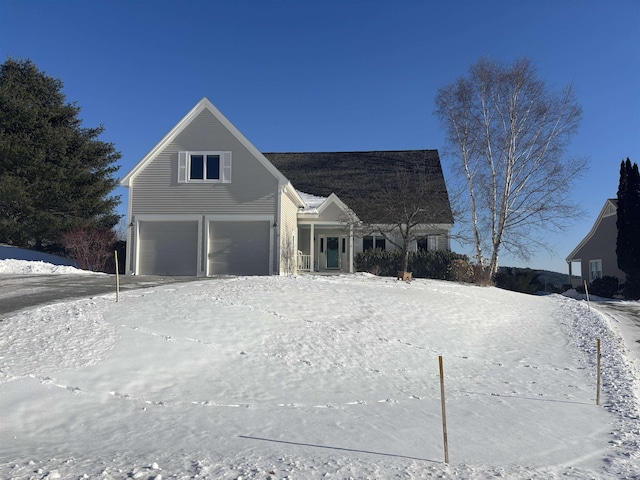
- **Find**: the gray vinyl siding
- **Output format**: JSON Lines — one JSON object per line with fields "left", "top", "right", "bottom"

{"left": 208, "top": 221, "right": 270, "bottom": 275}
{"left": 572, "top": 214, "right": 626, "bottom": 282}
{"left": 130, "top": 110, "right": 278, "bottom": 216}
{"left": 317, "top": 203, "right": 346, "bottom": 223}
{"left": 138, "top": 221, "right": 198, "bottom": 276}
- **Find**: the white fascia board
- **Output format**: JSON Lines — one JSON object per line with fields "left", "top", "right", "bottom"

{"left": 411, "top": 223, "right": 454, "bottom": 232}
{"left": 121, "top": 97, "right": 289, "bottom": 187}
{"left": 281, "top": 182, "right": 306, "bottom": 207}
{"left": 296, "top": 219, "right": 345, "bottom": 226}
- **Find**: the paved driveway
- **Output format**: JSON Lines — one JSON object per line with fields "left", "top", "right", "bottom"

{"left": 593, "top": 300, "right": 640, "bottom": 363}
{"left": 0, "top": 274, "right": 207, "bottom": 319}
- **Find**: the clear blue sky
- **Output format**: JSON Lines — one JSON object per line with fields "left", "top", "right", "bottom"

{"left": 1, "top": 0, "right": 638, "bottom": 274}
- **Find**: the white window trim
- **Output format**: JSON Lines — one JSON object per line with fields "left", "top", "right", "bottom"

{"left": 178, "top": 151, "right": 232, "bottom": 183}
{"left": 363, "top": 234, "right": 386, "bottom": 251}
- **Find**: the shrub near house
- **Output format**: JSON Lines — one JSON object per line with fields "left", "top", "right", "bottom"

{"left": 355, "top": 249, "right": 469, "bottom": 281}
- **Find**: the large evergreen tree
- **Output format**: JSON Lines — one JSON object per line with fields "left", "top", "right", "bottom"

{"left": 616, "top": 157, "right": 640, "bottom": 299}
{"left": 0, "top": 58, "right": 121, "bottom": 250}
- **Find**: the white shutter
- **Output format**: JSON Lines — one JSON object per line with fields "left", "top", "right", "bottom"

{"left": 178, "top": 151, "right": 188, "bottom": 183}
{"left": 222, "top": 152, "right": 232, "bottom": 183}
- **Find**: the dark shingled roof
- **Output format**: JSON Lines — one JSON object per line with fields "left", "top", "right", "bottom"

{"left": 264, "top": 150, "right": 454, "bottom": 225}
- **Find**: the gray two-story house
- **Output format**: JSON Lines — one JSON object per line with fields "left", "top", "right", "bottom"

{"left": 121, "top": 98, "right": 453, "bottom": 276}
{"left": 566, "top": 198, "right": 626, "bottom": 287}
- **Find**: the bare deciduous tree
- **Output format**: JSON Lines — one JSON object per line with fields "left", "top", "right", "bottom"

{"left": 280, "top": 229, "right": 296, "bottom": 276}
{"left": 60, "top": 227, "right": 117, "bottom": 272}
{"left": 434, "top": 57, "right": 585, "bottom": 277}
{"left": 344, "top": 157, "right": 452, "bottom": 274}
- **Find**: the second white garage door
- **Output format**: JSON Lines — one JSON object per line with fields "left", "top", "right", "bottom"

{"left": 208, "top": 221, "right": 270, "bottom": 275}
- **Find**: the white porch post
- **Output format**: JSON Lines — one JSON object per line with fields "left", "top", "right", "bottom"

{"left": 349, "top": 224, "right": 354, "bottom": 273}
{"left": 310, "top": 223, "right": 315, "bottom": 272}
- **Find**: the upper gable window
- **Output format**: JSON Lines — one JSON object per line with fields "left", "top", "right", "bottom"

{"left": 178, "top": 151, "right": 231, "bottom": 183}
{"left": 190, "top": 154, "right": 220, "bottom": 180}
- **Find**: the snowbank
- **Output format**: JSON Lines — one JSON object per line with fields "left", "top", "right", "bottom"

{"left": 0, "top": 244, "right": 77, "bottom": 266}
{"left": 0, "top": 245, "right": 98, "bottom": 275}
{"left": 0, "top": 259, "right": 97, "bottom": 275}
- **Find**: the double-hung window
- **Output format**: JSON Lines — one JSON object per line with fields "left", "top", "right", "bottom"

{"left": 363, "top": 235, "right": 386, "bottom": 251}
{"left": 178, "top": 151, "right": 232, "bottom": 183}
{"left": 589, "top": 259, "right": 602, "bottom": 282}
{"left": 417, "top": 235, "right": 440, "bottom": 251}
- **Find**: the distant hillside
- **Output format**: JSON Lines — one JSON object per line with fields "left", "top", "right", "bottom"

{"left": 497, "top": 266, "right": 579, "bottom": 294}
{"left": 537, "top": 269, "right": 578, "bottom": 287}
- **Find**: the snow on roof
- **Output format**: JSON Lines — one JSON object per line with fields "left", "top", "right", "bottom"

{"left": 296, "top": 190, "right": 327, "bottom": 211}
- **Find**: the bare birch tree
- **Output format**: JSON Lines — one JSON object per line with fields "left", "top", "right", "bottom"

{"left": 434, "top": 57, "right": 585, "bottom": 277}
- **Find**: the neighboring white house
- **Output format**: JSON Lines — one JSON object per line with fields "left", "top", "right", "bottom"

{"left": 121, "top": 98, "right": 454, "bottom": 276}
{"left": 566, "top": 198, "right": 626, "bottom": 287}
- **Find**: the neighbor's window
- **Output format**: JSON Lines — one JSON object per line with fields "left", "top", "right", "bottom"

{"left": 589, "top": 259, "right": 602, "bottom": 282}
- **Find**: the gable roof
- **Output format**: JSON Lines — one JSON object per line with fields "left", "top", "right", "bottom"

{"left": 121, "top": 97, "right": 288, "bottom": 187}
{"left": 296, "top": 191, "right": 354, "bottom": 220}
{"left": 566, "top": 198, "right": 617, "bottom": 262}
{"left": 264, "top": 150, "right": 454, "bottom": 224}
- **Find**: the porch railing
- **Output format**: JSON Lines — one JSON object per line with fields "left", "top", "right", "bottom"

{"left": 297, "top": 252, "right": 311, "bottom": 272}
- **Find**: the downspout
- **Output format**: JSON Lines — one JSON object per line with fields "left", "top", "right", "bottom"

{"left": 126, "top": 182, "right": 135, "bottom": 275}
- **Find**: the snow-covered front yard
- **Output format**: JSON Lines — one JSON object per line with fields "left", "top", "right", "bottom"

{"left": 0, "top": 261, "right": 639, "bottom": 479}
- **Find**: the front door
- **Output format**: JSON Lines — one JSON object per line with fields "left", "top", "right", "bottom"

{"left": 326, "top": 237, "right": 339, "bottom": 269}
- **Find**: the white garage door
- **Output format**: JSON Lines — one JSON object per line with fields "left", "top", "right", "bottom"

{"left": 208, "top": 221, "right": 270, "bottom": 275}
{"left": 138, "top": 221, "right": 198, "bottom": 276}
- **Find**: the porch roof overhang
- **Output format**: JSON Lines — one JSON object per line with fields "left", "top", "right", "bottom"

{"left": 295, "top": 191, "right": 359, "bottom": 226}
{"left": 296, "top": 219, "right": 347, "bottom": 226}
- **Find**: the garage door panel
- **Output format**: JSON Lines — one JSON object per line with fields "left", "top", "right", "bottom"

{"left": 139, "top": 221, "right": 198, "bottom": 276}
{"left": 208, "top": 221, "right": 269, "bottom": 276}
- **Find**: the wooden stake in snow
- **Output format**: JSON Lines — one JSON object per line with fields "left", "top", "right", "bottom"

{"left": 115, "top": 250, "right": 120, "bottom": 303}
{"left": 596, "top": 338, "right": 601, "bottom": 406}
{"left": 584, "top": 280, "right": 590, "bottom": 310}
{"left": 439, "top": 355, "right": 449, "bottom": 464}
